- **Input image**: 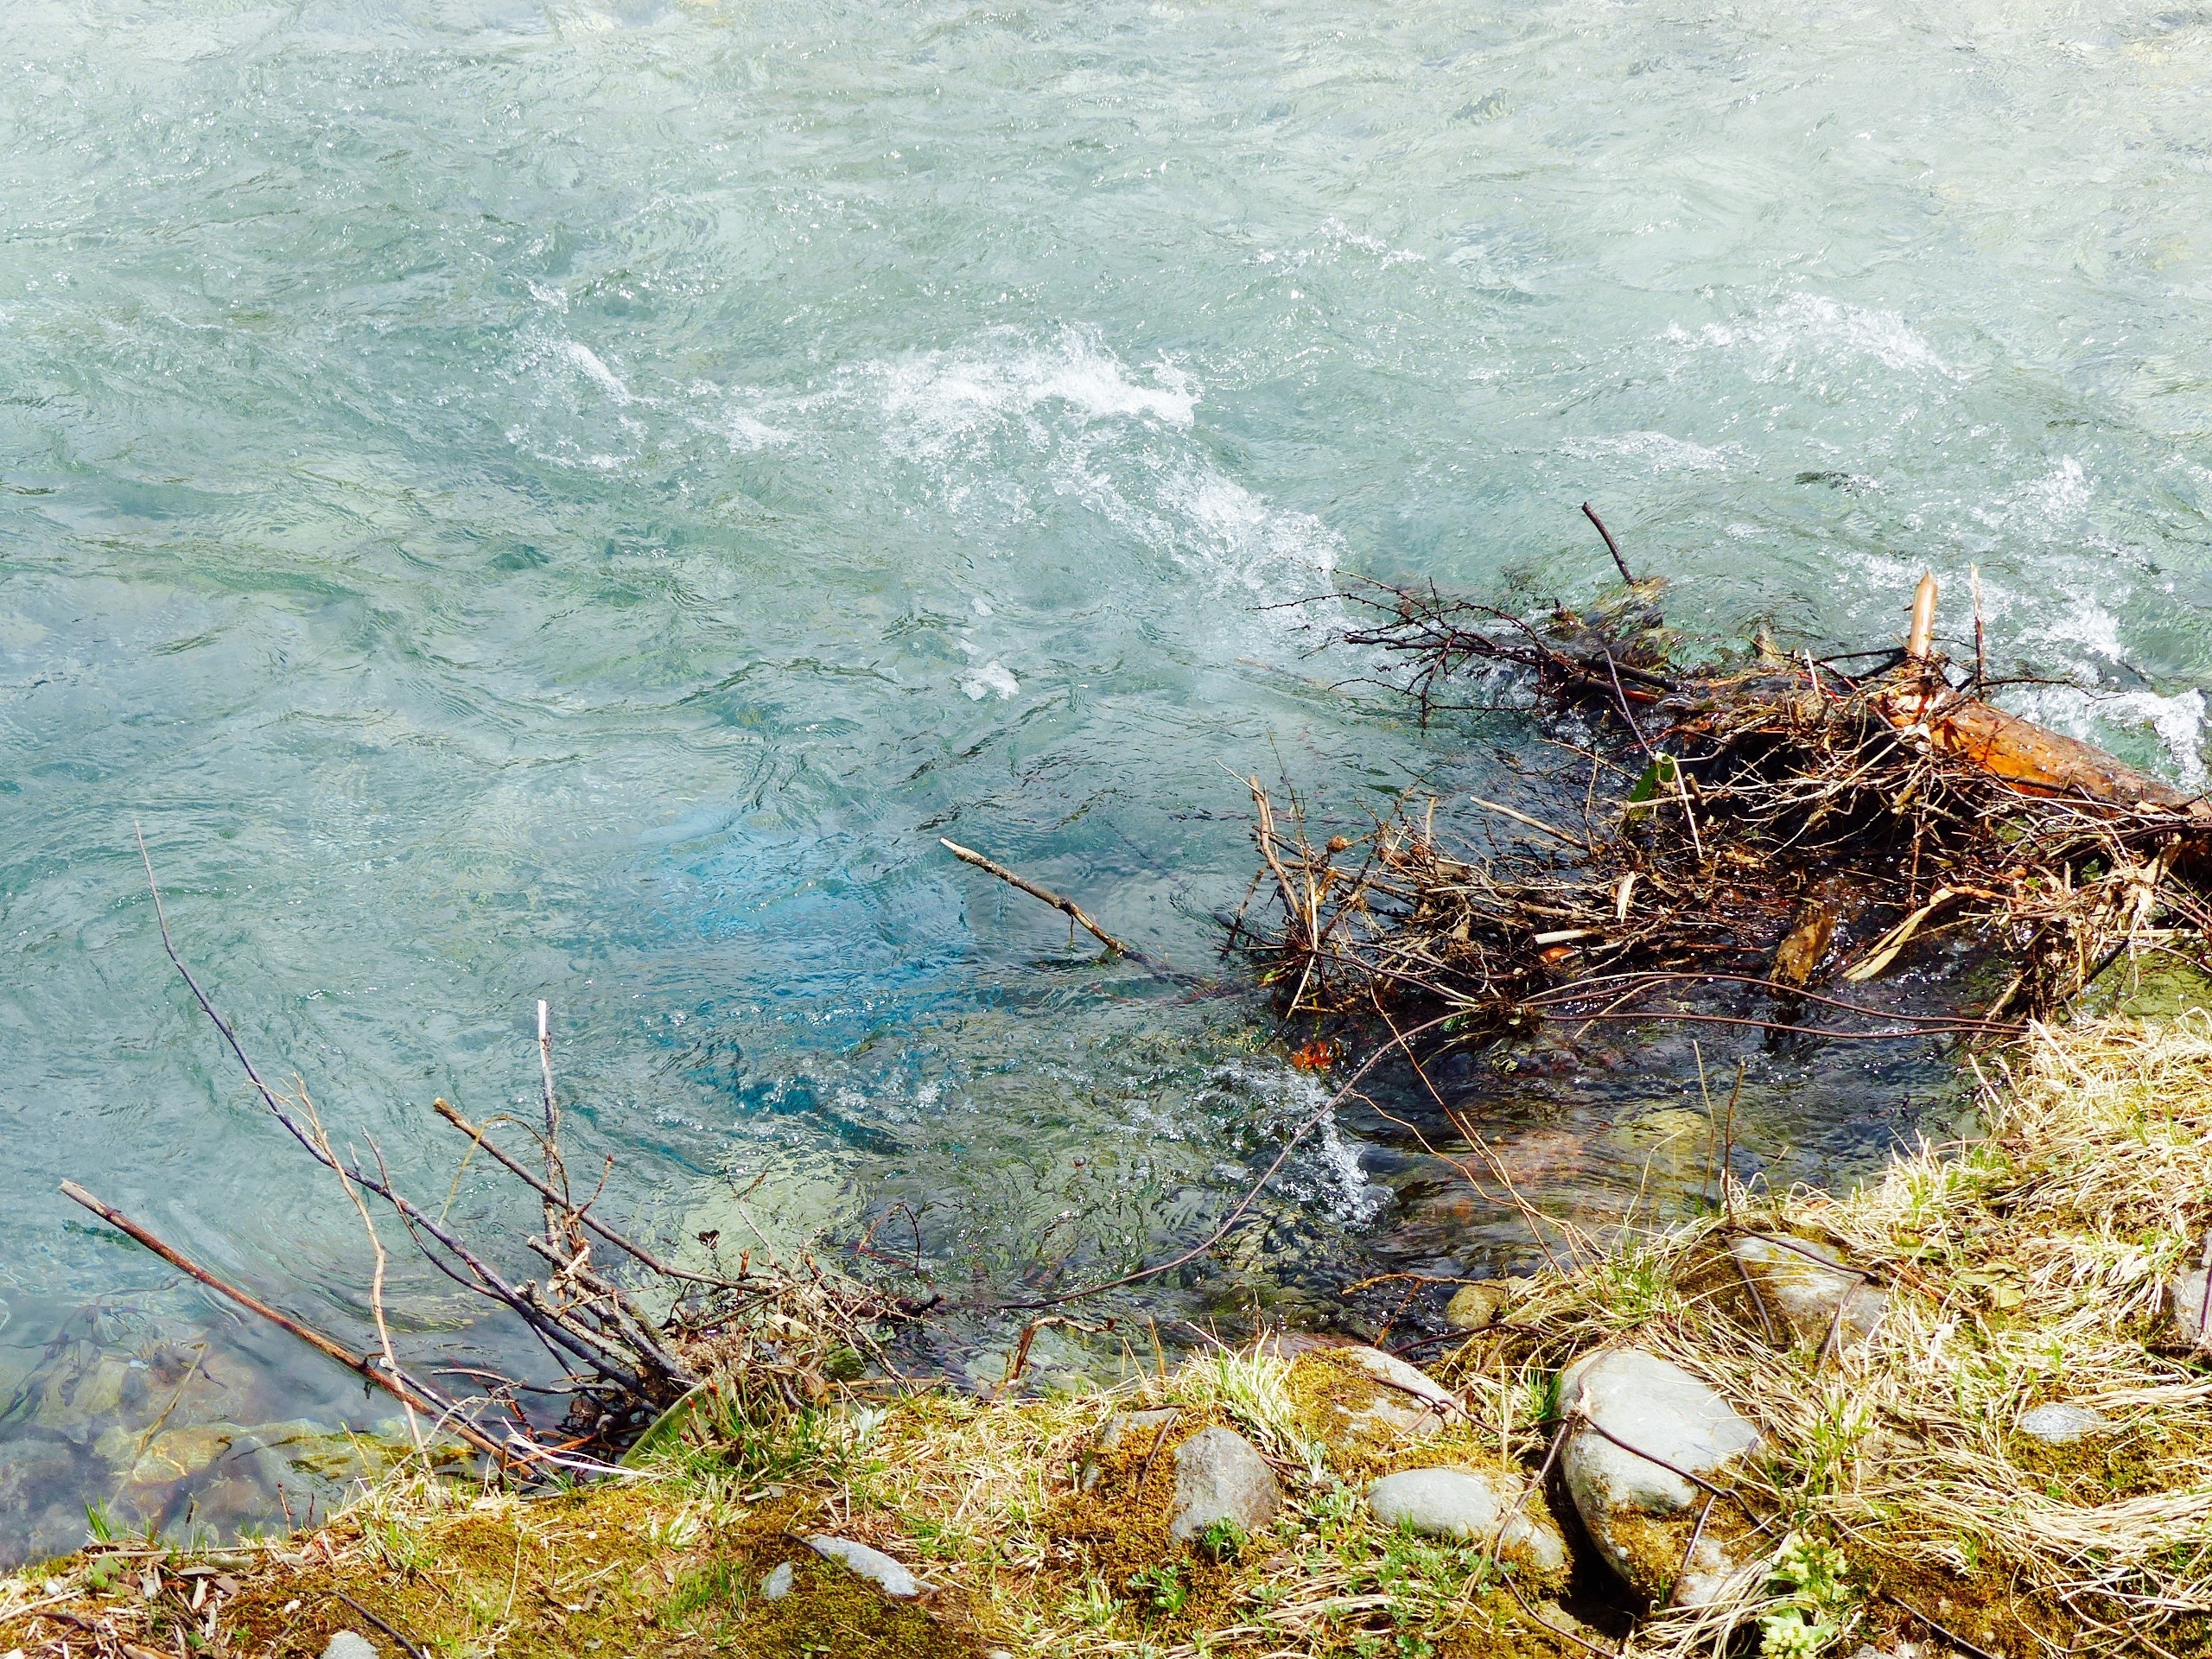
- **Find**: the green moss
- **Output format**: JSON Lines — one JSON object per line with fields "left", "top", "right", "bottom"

{"left": 726, "top": 1555, "right": 974, "bottom": 1658}
{"left": 2009, "top": 1414, "right": 2212, "bottom": 1504}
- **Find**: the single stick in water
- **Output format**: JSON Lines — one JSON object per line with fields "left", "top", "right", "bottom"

{"left": 1970, "top": 563, "right": 1987, "bottom": 695}
{"left": 1906, "top": 570, "right": 1939, "bottom": 659}
{"left": 938, "top": 837, "right": 1166, "bottom": 969}
{"left": 537, "top": 999, "right": 569, "bottom": 1243}
{"left": 57, "top": 1180, "right": 505, "bottom": 1460}
{"left": 1580, "top": 500, "right": 1636, "bottom": 584}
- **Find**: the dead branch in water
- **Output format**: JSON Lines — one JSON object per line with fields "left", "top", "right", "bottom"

{"left": 57, "top": 1182, "right": 507, "bottom": 1464}
{"left": 114, "top": 829, "right": 912, "bottom": 1475}
{"left": 938, "top": 836, "right": 1172, "bottom": 970}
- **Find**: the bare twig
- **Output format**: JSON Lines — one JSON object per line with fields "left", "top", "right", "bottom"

{"left": 1581, "top": 500, "right": 1637, "bottom": 584}
{"left": 57, "top": 1180, "right": 505, "bottom": 1461}
{"left": 939, "top": 837, "right": 1168, "bottom": 970}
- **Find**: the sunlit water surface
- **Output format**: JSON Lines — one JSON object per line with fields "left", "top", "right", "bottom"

{"left": 5, "top": 0, "right": 2212, "bottom": 1561}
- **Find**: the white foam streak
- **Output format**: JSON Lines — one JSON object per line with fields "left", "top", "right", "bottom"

{"left": 1671, "top": 293, "right": 1952, "bottom": 378}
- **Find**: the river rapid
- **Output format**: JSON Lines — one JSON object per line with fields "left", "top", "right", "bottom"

{"left": 4, "top": 0, "right": 2212, "bottom": 1560}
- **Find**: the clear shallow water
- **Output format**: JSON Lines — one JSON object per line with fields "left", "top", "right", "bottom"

{"left": 5, "top": 0, "right": 2212, "bottom": 1560}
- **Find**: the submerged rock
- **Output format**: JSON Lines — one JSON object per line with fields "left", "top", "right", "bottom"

{"left": 1168, "top": 1427, "right": 1280, "bottom": 1541}
{"left": 1559, "top": 1348, "right": 1762, "bottom": 1608}
{"left": 1729, "top": 1234, "right": 1886, "bottom": 1352}
{"left": 1367, "top": 1467, "right": 1567, "bottom": 1580}
{"left": 806, "top": 1535, "right": 920, "bottom": 1599}
{"left": 2018, "top": 1402, "right": 2115, "bottom": 1446}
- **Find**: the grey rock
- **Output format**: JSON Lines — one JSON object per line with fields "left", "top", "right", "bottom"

{"left": 2173, "top": 1268, "right": 2212, "bottom": 1351}
{"left": 1730, "top": 1234, "right": 1887, "bottom": 1352}
{"left": 806, "top": 1535, "right": 920, "bottom": 1598}
{"left": 760, "top": 1560, "right": 794, "bottom": 1600}
{"left": 1367, "top": 1467, "right": 1567, "bottom": 1580}
{"left": 321, "top": 1636, "right": 378, "bottom": 1659}
{"left": 1168, "top": 1426, "right": 1280, "bottom": 1542}
{"left": 1097, "top": 1408, "right": 1181, "bottom": 1451}
{"left": 2018, "top": 1402, "right": 2115, "bottom": 1446}
{"left": 1560, "top": 1348, "right": 1763, "bottom": 1608}
{"left": 1332, "top": 1344, "right": 1465, "bottom": 1440}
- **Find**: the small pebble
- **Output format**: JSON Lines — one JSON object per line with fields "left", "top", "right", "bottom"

{"left": 321, "top": 1635, "right": 378, "bottom": 1659}
{"left": 760, "top": 1561, "right": 794, "bottom": 1601}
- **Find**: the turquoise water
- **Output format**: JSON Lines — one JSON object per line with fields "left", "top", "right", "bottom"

{"left": 6, "top": 0, "right": 2212, "bottom": 1559}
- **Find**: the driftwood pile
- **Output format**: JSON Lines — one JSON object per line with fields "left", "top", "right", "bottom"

{"left": 1240, "top": 523, "right": 2212, "bottom": 1044}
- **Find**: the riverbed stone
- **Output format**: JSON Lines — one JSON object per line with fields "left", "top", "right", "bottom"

{"left": 1340, "top": 1344, "right": 1464, "bottom": 1435}
{"left": 1729, "top": 1233, "right": 1886, "bottom": 1352}
{"left": 1367, "top": 1467, "right": 1567, "bottom": 1581}
{"left": 2171, "top": 1268, "right": 2212, "bottom": 1351}
{"left": 1559, "top": 1348, "right": 1763, "bottom": 1608}
{"left": 806, "top": 1535, "right": 920, "bottom": 1598}
{"left": 321, "top": 1635, "right": 378, "bottom": 1659}
{"left": 1168, "top": 1427, "right": 1280, "bottom": 1541}
{"left": 2018, "top": 1402, "right": 2115, "bottom": 1445}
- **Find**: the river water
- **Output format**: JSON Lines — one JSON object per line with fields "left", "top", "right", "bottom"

{"left": 4, "top": 0, "right": 2212, "bottom": 1563}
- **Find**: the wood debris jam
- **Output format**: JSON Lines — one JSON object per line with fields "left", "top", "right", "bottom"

{"left": 1237, "top": 537, "right": 2211, "bottom": 1043}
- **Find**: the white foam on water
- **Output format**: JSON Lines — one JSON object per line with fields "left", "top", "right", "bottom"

{"left": 1228, "top": 1063, "right": 1389, "bottom": 1224}
{"left": 558, "top": 338, "right": 637, "bottom": 405}
{"left": 874, "top": 325, "right": 1197, "bottom": 463}
{"left": 2010, "top": 683, "right": 2209, "bottom": 791}
{"left": 854, "top": 325, "right": 1338, "bottom": 620}
{"left": 2024, "top": 592, "right": 2127, "bottom": 664}
{"left": 1670, "top": 292, "right": 1953, "bottom": 379}
{"left": 1150, "top": 468, "right": 1341, "bottom": 599}
{"left": 1976, "top": 455, "right": 2094, "bottom": 531}
{"left": 960, "top": 660, "right": 1020, "bottom": 701}
{"left": 721, "top": 410, "right": 790, "bottom": 452}
{"left": 1560, "top": 430, "right": 1732, "bottom": 474}
{"left": 1313, "top": 1116, "right": 1389, "bottom": 1224}
{"left": 1317, "top": 217, "right": 1427, "bottom": 267}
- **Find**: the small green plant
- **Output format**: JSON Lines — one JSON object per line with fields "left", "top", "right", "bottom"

{"left": 1127, "top": 1561, "right": 1188, "bottom": 1618}
{"left": 1198, "top": 1516, "right": 1247, "bottom": 1562}
{"left": 84, "top": 1503, "right": 118, "bottom": 1546}
{"left": 1758, "top": 1530, "right": 1854, "bottom": 1658}
{"left": 1309, "top": 1481, "right": 1360, "bottom": 1533}
{"left": 1063, "top": 1573, "right": 1121, "bottom": 1629}
{"left": 1183, "top": 1348, "right": 1300, "bottom": 1452}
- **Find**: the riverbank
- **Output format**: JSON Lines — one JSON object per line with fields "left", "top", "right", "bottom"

{"left": 10, "top": 1012, "right": 2212, "bottom": 1657}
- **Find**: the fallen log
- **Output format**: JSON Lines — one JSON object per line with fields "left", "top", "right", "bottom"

{"left": 1875, "top": 672, "right": 2197, "bottom": 811}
